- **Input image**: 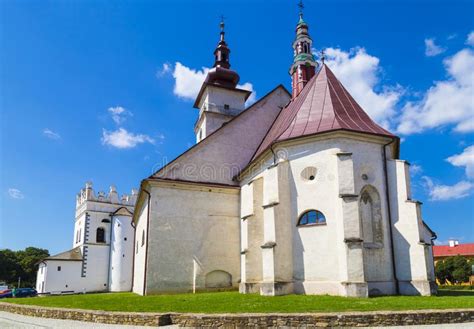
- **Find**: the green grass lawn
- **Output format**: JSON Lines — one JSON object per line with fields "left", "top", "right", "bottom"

{"left": 3, "top": 290, "right": 473, "bottom": 313}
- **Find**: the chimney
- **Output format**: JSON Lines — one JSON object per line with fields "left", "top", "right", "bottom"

{"left": 448, "top": 239, "right": 459, "bottom": 247}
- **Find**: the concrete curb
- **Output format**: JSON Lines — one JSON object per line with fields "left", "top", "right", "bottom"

{"left": 1, "top": 302, "right": 473, "bottom": 327}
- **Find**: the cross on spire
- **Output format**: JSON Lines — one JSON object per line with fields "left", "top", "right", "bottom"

{"left": 219, "top": 15, "right": 225, "bottom": 32}
{"left": 298, "top": 0, "right": 304, "bottom": 18}
{"left": 320, "top": 49, "right": 326, "bottom": 64}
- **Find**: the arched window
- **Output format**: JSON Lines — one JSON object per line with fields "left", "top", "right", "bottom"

{"left": 101, "top": 218, "right": 110, "bottom": 223}
{"left": 360, "top": 192, "right": 374, "bottom": 243}
{"left": 96, "top": 227, "right": 105, "bottom": 243}
{"left": 359, "top": 185, "right": 383, "bottom": 245}
{"left": 297, "top": 210, "right": 326, "bottom": 226}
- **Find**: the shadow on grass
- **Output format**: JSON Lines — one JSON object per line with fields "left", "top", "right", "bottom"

{"left": 437, "top": 289, "right": 474, "bottom": 297}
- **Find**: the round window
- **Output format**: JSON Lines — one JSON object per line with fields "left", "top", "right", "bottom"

{"left": 301, "top": 167, "right": 317, "bottom": 182}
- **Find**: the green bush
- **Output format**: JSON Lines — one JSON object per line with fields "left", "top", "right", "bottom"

{"left": 435, "top": 256, "right": 472, "bottom": 284}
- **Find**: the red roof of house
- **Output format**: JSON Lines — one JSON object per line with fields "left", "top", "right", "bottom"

{"left": 433, "top": 243, "right": 474, "bottom": 257}
{"left": 252, "top": 64, "right": 395, "bottom": 160}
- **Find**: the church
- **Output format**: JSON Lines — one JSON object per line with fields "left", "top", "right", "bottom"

{"left": 38, "top": 9, "right": 437, "bottom": 298}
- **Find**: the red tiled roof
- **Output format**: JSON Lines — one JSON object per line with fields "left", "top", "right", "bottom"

{"left": 252, "top": 64, "right": 395, "bottom": 160}
{"left": 433, "top": 243, "right": 474, "bottom": 257}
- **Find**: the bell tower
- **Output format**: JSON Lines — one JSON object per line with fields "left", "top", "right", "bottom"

{"left": 289, "top": 2, "right": 318, "bottom": 98}
{"left": 193, "top": 19, "right": 252, "bottom": 143}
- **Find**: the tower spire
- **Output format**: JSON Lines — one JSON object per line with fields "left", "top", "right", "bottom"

{"left": 219, "top": 15, "right": 225, "bottom": 41}
{"left": 192, "top": 17, "right": 251, "bottom": 143}
{"left": 289, "top": 1, "right": 318, "bottom": 98}
{"left": 213, "top": 16, "right": 231, "bottom": 69}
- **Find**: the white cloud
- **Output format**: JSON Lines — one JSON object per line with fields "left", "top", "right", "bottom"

{"left": 447, "top": 34, "right": 457, "bottom": 40}
{"left": 171, "top": 62, "right": 257, "bottom": 106}
{"left": 8, "top": 188, "right": 24, "bottom": 199}
{"left": 101, "top": 128, "right": 155, "bottom": 149}
{"left": 422, "top": 177, "right": 473, "bottom": 201}
{"left": 424, "top": 38, "right": 446, "bottom": 57}
{"left": 172, "top": 62, "right": 210, "bottom": 100}
{"left": 156, "top": 63, "right": 172, "bottom": 78}
{"left": 410, "top": 164, "right": 423, "bottom": 176}
{"left": 467, "top": 31, "right": 474, "bottom": 46}
{"left": 237, "top": 82, "right": 257, "bottom": 106}
{"left": 43, "top": 128, "right": 61, "bottom": 140}
{"left": 397, "top": 46, "right": 474, "bottom": 134}
{"left": 324, "top": 47, "right": 402, "bottom": 129}
{"left": 447, "top": 145, "right": 474, "bottom": 179}
{"left": 108, "top": 106, "right": 132, "bottom": 125}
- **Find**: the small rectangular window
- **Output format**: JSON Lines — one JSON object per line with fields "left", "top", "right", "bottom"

{"left": 224, "top": 104, "right": 230, "bottom": 110}
{"left": 57, "top": 266, "right": 61, "bottom": 271}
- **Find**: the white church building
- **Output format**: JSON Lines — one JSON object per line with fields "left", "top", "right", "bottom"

{"left": 38, "top": 10, "right": 437, "bottom": 298}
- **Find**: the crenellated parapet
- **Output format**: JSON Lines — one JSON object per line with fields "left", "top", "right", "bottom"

{"left": 76, "top": 182, "right": 138, "bottom": 209}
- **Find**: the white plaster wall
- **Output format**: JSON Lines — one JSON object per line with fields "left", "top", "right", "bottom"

{"left": 420, "top": 225, "right": 435, "bottom": 282}
{"left": 85, "top": 210, "right": 112, "bottom": 245}
{"left": 282, "top": 142, "right": 342, "bottom": 286}
{"left": 73, "top": 214, "right": 86, "bottom": 248}
{"left": 239, "top": 133, "right": 397, "bottom": 296}
{"left": 201, "top": 86, "right": 247, "bottom": 112}
{"left": 132, "top": 199, "right": 148, "bottom": 295}
{"left": 388, "top": 159, "right": 433, "bottom": 295}
{"left": 40, "top": 260, "right": 83, "bottom": 293}
{"left": 242, "top": 178, "right": 264, "bottom": 285}
{"left": 240, "top": 183, "right": 253, "bottom": 219}
{"left": 145, "top": 183, "right": 240, "bottom": 294}
{"left": 36, "top": 263, "right": 47, "bottom": 293}
{"left": 196, "top": 86, "right": 248, "bottom": 140}
{"left": 109, "top": 215, "right": 134, "bottom": 292}
{"left": 82, "top": 244, "right": 110, "bottom": 291}
{"left": 201, "top": 112, "right": 234, "bottom": 141}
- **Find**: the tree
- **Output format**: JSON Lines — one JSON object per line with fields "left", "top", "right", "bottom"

{"left": 16, "top": 247, "right": 50, "bottom": 287}
{"left": 435, "top": 255, "right": 472, "bottom": 284}
{"left": 0, "top": 249, "right": 21, "bottom": 286}
{"left": 435, "top": 260, "right": 449, "bottom": 284}
{"left": 0, "top": 247, "right": 49, "bottom": 288}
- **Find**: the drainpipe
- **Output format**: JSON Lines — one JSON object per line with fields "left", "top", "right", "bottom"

{"left": 383, "top": 139, "right": 400, "bottom": 295}
{"left": 270, "top": 143, "right": 278, "bottom": 165}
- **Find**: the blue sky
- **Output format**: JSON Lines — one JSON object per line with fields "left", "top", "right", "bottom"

{"left": 1, "top": 0, "right": 473, "bottom": 255}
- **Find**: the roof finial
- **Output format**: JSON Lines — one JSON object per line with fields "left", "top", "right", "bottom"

{"left": 219, "top": 15, "right": 225, "bottom": 41}
{"left": 298, "top": 0, "right": 304, "bottom": 19}
{"left": 220, "top": 15, "right": 225, "bottom": 32}
{"left": 320, "top": 49, "right": 326, "bottom": 64}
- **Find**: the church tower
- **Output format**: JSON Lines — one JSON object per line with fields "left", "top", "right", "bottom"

{"left": 289, "top": 5, "right": 318, "bottom": 98}
{"left": 193, "top": 19, "right": 252, "bottom": 143}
